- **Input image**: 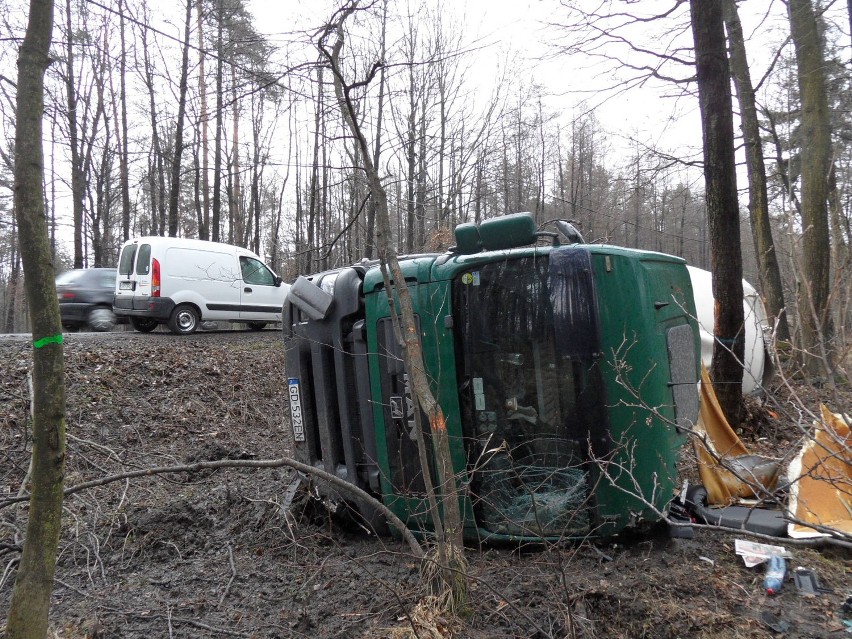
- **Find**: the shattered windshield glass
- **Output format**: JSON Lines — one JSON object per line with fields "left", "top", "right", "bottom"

{"left": 454, "top": 248, "right": 609, "bottom": 537}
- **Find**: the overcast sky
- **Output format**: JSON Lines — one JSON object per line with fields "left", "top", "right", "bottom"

{"left": 243, "top": 0, "right": 796, "bottom": 177}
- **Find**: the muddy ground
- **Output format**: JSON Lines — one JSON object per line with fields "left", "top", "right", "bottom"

{"left": 0, "top": 329, "right": 849, "bottom": 638}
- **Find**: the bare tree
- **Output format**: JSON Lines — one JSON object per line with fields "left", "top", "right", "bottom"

{"left": 319, "top": 1, "right": 467, "bottom": 608}
{"left": 117, "top": 0, "right": 131, "bottom": 242}
{"left": 137, "top": 1, "right": 167, "bottom": 236}
{"left": 723, "top": 0, "right": 791, "bottom": 342}
{"left": 167, "top": 0, "right": 194, "bottom": 237}
{"left": 63, "top": 0, "right": 85, "bottom": 266}
{"left": 788, "top": 0, "right": 834, "bottom": 380}
{"left": 196, "top": 0, "right": 210, "bottom": 240}
{"left": 5, "top": 1, "right": 67, "bottom": 637}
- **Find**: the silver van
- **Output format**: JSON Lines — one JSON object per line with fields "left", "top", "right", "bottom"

{"left": 113, "top": 236, "right": 289, "bottom": 335}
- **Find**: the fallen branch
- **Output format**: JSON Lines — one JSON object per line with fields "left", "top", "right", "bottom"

{"left": 1, "top": 455, "right": 424, "bottom": 558}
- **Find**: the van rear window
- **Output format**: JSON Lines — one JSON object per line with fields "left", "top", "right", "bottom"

{"left": 118, "top": 245, "right": 137, "bottom": 276}
{"left": 136, "top": 244, "right": 151, "bottom": 276}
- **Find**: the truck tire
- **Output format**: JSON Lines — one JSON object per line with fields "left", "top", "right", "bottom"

{"left": 131, "top": 317, "right": 158, "bottom": 333}
{"left": 168, "top": 304, "right": 200, "bottom": 335}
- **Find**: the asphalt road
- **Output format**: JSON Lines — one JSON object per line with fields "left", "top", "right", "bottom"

{"left": 0, "top": 325, "right": 282, "bottom": 342}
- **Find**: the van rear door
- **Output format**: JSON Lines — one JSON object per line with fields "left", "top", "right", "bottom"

{"left": 114, "top": 241, "right": 153, "bottom": 298}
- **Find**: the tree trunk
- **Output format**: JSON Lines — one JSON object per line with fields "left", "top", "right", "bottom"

{"left": 197, "top": 0, "right": 210, "bottom": 240}
{"left": 405, "top": 65, "right": 416, "bottom": 253}
{"left": 118, "top": 0, "right": 131, "bottom": 242}
{"left": 64, "top": 0, "right": 84, "bottom": 267}
{"left": 723, "top": 0, "right": 790, "bottom": 343}
{"left": 415, "top": 109, "right": 427, "bottom": 247}
{"left": 141, "top": 18, "right": 166, "bottom": 236}
{"left": 5, "top": 2, "right": 67, "bottom": 638}
{"left": 167, "top": 0, "right": 193, "bottom": 238}
{"left": 306, "top": 69, "right": 321, "bottom": 271}
{"left": 788, "top": 0, "right": 833, "bottom": 380}
{"left": 689, "top": 0, "right": 745, "bottom": 426}
{"left": 4, "top": 225, "right": 20, "bottom": 333}
{"left": 250, "top": 97, "right": 262, "bottom": 255}
{"left": 229, "top": 65, "right": 246, "bottom": 247}
{"left": 366, "top": 0, "right": 387, "bottom": 258}
{"left": 212, "top": 0, "right": 224, "bottom": 242}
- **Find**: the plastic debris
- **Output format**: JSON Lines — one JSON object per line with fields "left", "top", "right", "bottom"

{"left": 763, "top": 555, "right": 786, "bottom": 595}
{"left": 734, "top": 539, "right": 788, "bottom": 568}
{"left": 792, "top": 567, "right": 830, "bottom": 596}
{"left": 760, "top": 611, "right": 791, "bottom": 633}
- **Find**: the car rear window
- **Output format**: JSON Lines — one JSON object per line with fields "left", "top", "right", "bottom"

{"left": 56, "top": 270, "right": 83, "bottom": 285}
{"left": 119, "top": 244, "right": 137, "bottom": 275}
{"left": 98, "top": 271, "right": 117, "bottom": 288}
{"left": 135, "top": 244, "right": 151, "bottom": 276}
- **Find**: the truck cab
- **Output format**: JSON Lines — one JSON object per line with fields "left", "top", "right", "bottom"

{"left": 284, "top": 213, "right": 701, "bottom": 541}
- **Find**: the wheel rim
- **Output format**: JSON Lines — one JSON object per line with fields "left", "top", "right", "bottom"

{"left": 176, "top": 309, "right": 197, "bottom": 332}
{"left": 89, "top": 307, "right": 116, "bottom": 331}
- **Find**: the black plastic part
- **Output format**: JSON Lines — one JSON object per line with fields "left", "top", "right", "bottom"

{"left": 760, "top": 611, "right": 790, "bottom": 633}
{"left": 667, "top": 500, "right": 694, "bottom": 539}
{"left": 793, "top": 567, "right": 831, "bottom": 595}
{"left": 685, "top": 485, "right": 787, "bottom": 537}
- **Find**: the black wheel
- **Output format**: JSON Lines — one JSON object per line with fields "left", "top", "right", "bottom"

{"left": 88, "top": 307, "right": 117, "bottom": 332}
{"left": 247, "top": 322, "right": 267, "bottom": 331}
{"left": 131, "top": 317, "right": 158, "bottom": 333}
{"left": 63, "top": 323, "right": 80, "bottom": 333}
{"left": 168, "top": 304, "right": 200, "bottom": 335}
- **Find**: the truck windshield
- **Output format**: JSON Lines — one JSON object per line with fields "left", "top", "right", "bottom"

{"left": 453, "top": 248, "right": 608, "bottom": 538}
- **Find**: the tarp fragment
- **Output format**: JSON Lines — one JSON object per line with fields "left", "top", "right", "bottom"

{"left": 786, "top": 405, "right": 852, "bottom": 539}
{"left": 693, "top": 365, "right": 781, "bottom": 505}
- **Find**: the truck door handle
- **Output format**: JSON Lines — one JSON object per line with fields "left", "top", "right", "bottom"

{"left": 244, "top": 287, "right": 252, "bottom": 293}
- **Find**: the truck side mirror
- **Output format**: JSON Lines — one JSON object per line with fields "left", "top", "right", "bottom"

{"left": 287, "top": 275, "right": 334, "bottom": 320}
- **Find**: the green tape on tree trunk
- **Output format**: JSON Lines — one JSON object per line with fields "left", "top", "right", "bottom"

{"left": 33, "top": 334, "right": 63, "bottom": 349}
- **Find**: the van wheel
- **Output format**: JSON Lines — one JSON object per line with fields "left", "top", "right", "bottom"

{"left": 247, "top": 322, "right": 267, "bottom": 331}
{"left": 168, "top": 304, "right": 199, "bottom": 335}
{"left": 131, "top": 317, "right": 158, "bottom": 333}
{"left": 88, "top": 307, "right": 117, "bottom": 332}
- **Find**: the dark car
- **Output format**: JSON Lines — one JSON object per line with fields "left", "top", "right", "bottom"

{"left": 55, "top": 268, "right": 120, "bottom": 332}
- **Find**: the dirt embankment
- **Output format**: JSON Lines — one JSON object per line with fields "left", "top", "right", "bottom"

{"left": 0, "top": 331, "right": 849, "bottom": 638}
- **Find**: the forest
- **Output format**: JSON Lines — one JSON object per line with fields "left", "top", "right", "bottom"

{"left": 0, "top": 0, "right": 846, "bottom": 342}
{"left": 2, "top": 1, "right": 852, "bottom": 637}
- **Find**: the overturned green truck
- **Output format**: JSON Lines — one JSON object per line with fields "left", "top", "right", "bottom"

{"left": 283, "top": 213, "right": 701, "bottom": 542}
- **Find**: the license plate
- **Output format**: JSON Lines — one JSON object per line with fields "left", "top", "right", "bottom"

{"left": 119, "top": 281, "right": 133, "bottom": 290}
{"left": 288, "top": 378, "right": 305, "bottom": 442}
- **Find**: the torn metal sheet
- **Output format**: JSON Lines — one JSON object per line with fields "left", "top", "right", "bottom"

{"left": 786, "top": 405, "right": 852, "bottom": 539}
{"left": 693, "top": 365, "right": 781, "bottom": 505}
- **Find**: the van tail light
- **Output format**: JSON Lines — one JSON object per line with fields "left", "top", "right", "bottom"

{"left": 152, "top": 258, "right": 161, "bottom": 297}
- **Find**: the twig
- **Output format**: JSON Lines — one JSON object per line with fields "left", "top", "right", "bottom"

{"left": 54, "top": 577, "right": 90, "bottom": 598}
{"left": 0, "top": 557, "right": 19, "bottom": 590}
{"left": 218, "top": 543, "right": 236, "bottom": 607}
{"left": 101, "top": 607, "right": 253, "bottom": 637}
